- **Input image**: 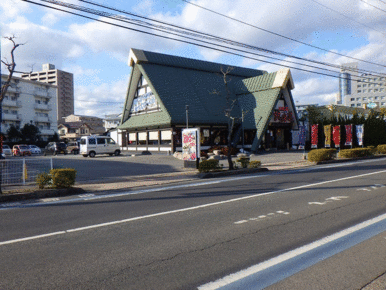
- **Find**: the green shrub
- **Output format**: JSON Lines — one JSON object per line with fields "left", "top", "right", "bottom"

{"left": 236, "top": 155, "right": 250, "bottom": 168}
{"left": 248, "top": 160, "right": 261, "bottom": 168}
{"left": 308, "top": 149, "right": 337, "bottom": 162}
{"left": 36, "top": 172, "right": 52, "bottom": 189}
{"left": 338, "top": 148, "right": 373, "bottom": 158}
{"left": 50, "top": 168, "right": 77, "bottom": 188}
{"left": 198, "top": 159, "right": 221, "bottom": 173}
{"left": 367, "top": 146, "right": 377, "bottom": 155}
{"left": 377, "top": 144, "right": 386, "bottom": 154}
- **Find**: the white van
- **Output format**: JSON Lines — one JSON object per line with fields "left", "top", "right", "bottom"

{"left": 80, "top": 136, "right": 121, "bottom": 157}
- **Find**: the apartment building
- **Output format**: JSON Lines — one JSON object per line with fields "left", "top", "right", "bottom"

{"left": 338, "top": 62, "right": 386, "bottom": 108}
{"left": 21, "top": 63, "right": 74, "bottom": 123}
{"left": 1, "top": 74, "right": 58, "bottom": 140}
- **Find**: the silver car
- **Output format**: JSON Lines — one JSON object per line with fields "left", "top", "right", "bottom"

{"left": 28, "top": 145, "right": 42, "bottom": 155}
{"left": 2, "top": 144, "right": 12, "bottom": 156}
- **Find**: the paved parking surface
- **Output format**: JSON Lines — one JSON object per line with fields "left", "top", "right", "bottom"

{"left": 4, "top": 150, "right": 307, "bottom": 183}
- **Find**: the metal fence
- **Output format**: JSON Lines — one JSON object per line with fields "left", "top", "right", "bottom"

{"left": 0, "top": 158, "right": 53, "bottom": 186}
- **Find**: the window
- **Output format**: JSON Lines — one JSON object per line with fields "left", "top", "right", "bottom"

{"left": 350, "top": 98, "right": 355, "bottom": 101}
{"left": 130, "top": 75, "right": 160, "bottom": 115}
{"left": 363, "top": 84, "right": 367, "bottom": 87}
{"left": 97, "top": 138, "right": 105, "bottom": 145}
{"left": 89, "top": 138, "right": 96, "bottom": 145}
{"left": 357, "top": 103, "right": 361, "bottom": 107}
{"left": 107, "top": 138, "right": 116, "bottom": 144}
{"left": 351, "top": 104, "right": 355, "bottom": 107}
{"left": 369, "top": 89, "right": 373, "bottom": 93}
{"left": 128, "top": 133, "right": 137, "bottom": 145}
{"left": 363, "top": 89, "right": 367, "bottom": 93}
{"left": 148, "top": 131, "right": 159, "bottom": 145}
{"left": 363, "top": 97, "right": 367, "bottom": 100}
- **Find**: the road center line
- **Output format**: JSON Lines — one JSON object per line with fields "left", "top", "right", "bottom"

{"left": 2, "top": 169, "right": 386, "bottom": 246}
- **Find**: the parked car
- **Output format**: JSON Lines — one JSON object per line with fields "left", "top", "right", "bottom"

{"left": 12, "top": 145, "right": 32, "bottom": 156}
{"left": 43, "top": 142, "right": 68, "bottom": 156}
{"left": 2, "top": 144, "right": 12, "bottom": 156}
{"left": 67, "top": 142, "right": 80, "bottom": 154}
{"left": 80, "top": 136, "right": 120, "bottom": 157}
{"left": 28, "top": 145, "right": 42, "bottom": 155}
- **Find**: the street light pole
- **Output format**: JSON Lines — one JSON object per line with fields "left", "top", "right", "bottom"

{"left": 186, "top": 105, "right": 189, "bottom": 129}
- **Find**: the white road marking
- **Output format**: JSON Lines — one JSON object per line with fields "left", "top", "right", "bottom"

{"left": 2, "top": 169, "right": 386, "bottom": 245}
{"left": 308, "top": 202, "right": 327, "bottom": 205}
{"left": 235, "top": 211, "right": 290, "bottom": 225}
{"left": 325, "top": 196, "right": 348, "bottom": 201}
{"left": 79, "top": 194, "right": 95, "bottom": 198}
{"left": 234, "top": 220, "right": 248, "bottom": 224}
{"left": 40, "top": 198, "right": 60, "bottom": 202}
{"left": 0, "top": 232, "right": 66, "bottom": 246}
{"left": 357, "top": 188, "right": 372, "bottom": 191}
{"left": 199, "top": 213, "right": 386, "bottom": 290}
{"left": 0, "top": 202, "right": 21, "bottom": 207}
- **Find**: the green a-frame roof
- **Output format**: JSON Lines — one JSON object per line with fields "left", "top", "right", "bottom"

{"left": 119, "top": 49, "right": 298, "bottom": 151}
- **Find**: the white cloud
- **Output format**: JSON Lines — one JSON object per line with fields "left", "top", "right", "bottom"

{"left": 3, "top": 0, "right": 386, "bottom": 117}
{"left": 75, "top": 79, "right": 128, "bottom": 116}
{"left": 41, "top": 13, "right": 60, "bottom": 26}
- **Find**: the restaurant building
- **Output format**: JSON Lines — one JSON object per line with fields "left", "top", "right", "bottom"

{"left": 118, "top": 49, "right": 299, "bottom": 153}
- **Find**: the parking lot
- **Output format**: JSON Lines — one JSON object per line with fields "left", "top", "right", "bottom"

{"left": 5, "top": 153, "right": 187, "bottom": 183}
{"left": 4, "top": 150, "right": 306, "bottom": 184}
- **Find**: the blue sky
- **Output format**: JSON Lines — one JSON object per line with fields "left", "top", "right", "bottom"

{"left": 1, "top": 0, "right": 386, "bottom": 117}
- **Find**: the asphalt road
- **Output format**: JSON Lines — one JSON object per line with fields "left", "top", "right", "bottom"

{"left": 1, "top": 158, "right": 386, "bottom": 289}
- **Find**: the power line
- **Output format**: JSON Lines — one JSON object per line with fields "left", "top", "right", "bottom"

{"left": 309, "top": 0, "right": 386, "bottom": 37}
{"left": 182, "top": 0, "right": 386, "bottom": 67}
{"left": 360, "top": 0, "right": 386, "bottom": 14}
{"left": 37, "top": 0, "right": 386, "bottom": 82}
{"left": 20, "top": 0, "right": 385, "bottom": 86}
{"left": 23, "top": 0, "right": 384, "bottom": 81}
{"left": 78, "top": 0, "right": 386, "bottom": 79}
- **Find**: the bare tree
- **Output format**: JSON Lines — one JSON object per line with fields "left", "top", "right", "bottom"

{"left": 1, "top": 36, "right": 24, "bottom": 101}
{"left": 0, "top": 36, "right": 24, "bottom": 193}
{"left": 212, "top": 66, "right": 239, "bottom": 170}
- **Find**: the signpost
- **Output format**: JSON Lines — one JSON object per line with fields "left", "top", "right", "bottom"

{"left": 182, "top": 128, "right": 200, "bottom": 168}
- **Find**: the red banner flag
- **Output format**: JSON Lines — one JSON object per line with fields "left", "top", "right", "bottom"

{"left": 311, "top": 124, "right": 318, "bottom": 148}
{"left": 345, "top": 124, "right": 352, "bottom": 146}
{"left": 333, "top": 125, "right": 341, "bottom": 148}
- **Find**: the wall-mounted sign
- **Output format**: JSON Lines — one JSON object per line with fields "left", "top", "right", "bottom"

{"left": 182, "top": 128, "right": 200, "bottom": 161}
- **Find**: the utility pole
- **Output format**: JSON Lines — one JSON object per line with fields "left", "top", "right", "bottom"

{"left": 186, "top": 105, "right": 189, "bottom": 129}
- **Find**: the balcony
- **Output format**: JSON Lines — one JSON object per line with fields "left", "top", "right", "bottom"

{"left": 2, "top": 100, "right": 22, "bottom": 108}
{"left": 34, "top": 116, "right": 51, "bottom": 123}
{"left": 2, "top": 113, "right": 21, "bottom": 121}
{"left": 40, "top": 129, "right": 55, "bottom": 135}
{"left": 34, "top": 103, "right": 52, "bottom": 111}
{"left": 33, "top": 88, "right": 50, "bottom": 97}
{"left": 5, "top": 85, "right": 21, "bottom": 94}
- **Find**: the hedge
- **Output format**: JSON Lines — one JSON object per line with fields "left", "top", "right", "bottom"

{"left": 308, "top": 149, "right": 337, "bottom": 162}
{"left": 338, "top": 148, "right": 373, "bottom": 158}
{"left": 377, "top": 144, "right": 386, "bottom": 154}
{"left": 198, "top": 159, "right": 221, "bottom": 173}
{"left": 36, "top": 168, "right": 77, "bottom": 189}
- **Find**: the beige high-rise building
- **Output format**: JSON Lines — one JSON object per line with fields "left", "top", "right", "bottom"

{"left": 21, "top": 63, "right": 74, "bottom": 123}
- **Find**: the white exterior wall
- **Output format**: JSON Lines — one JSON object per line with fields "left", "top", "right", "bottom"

{"left": 1, "top": 75, "right": 58, "bottom": 140}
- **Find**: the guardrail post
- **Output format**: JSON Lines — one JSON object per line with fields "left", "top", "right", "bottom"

{"left": 50, "top": 158, "right": 53, "bottom": 170}
{"left": 23, "top": 158, "right": 26, "bottom": 185}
